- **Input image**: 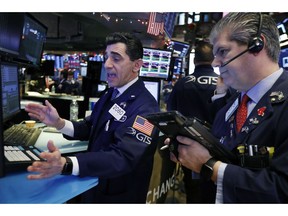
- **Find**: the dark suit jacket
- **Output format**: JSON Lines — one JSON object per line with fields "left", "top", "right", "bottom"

{"left": 168, "top": 65, "right": 218, "bottom": 124}
{"left": 212, "top": 71, "right": 288, "bottom": 203}
{"left": 64, "top": 78, "right": 160, "bottom": 203}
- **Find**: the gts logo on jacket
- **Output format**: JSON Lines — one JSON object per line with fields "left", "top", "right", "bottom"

{"left": 186, "top": 75, "right": 218, "bottom": 85}
{"left": 126, "top": 127, "right": 152, "bottom": 145}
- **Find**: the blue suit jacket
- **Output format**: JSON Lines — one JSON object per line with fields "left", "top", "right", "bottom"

{"left": 64, "top": 78, "right": 160, "bottom": 203}
{"left": 212, "top": 71, "right": 288, "bottom": 203}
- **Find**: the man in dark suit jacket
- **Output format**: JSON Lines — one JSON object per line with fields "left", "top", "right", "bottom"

{"left": 169, "top": 13, "right": 288, "bottom": 203}
{"left": 167, "top": 41, "right": 219, "bottom": 203}
{"left": 25, "top": 32, "right": 160, "bottom": 203}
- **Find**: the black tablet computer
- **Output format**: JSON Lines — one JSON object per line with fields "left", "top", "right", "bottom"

{"left": 146, "top": 110, "right": 237, "bottom": 163}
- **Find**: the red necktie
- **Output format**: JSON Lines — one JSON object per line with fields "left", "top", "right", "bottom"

{"left": 236, "top": 94, "right": 250, "bottom": 132}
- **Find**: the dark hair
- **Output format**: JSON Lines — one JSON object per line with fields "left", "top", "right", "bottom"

{"left": 105, "top": 32, "right": 143, "bottom": 61}
{"left": 194, "top": 41, "right": 214, "bottom": 63}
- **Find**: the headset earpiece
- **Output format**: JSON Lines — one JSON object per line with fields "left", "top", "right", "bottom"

{"left": 248, "top": 13, "right": 264, "bottom": 53}
{"left": 248, "top": 36, "right": 264, "bottom": 53}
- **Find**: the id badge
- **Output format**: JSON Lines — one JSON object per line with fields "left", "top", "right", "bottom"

{"left": 109, "top": 103, "right": 126, "bottom": 120}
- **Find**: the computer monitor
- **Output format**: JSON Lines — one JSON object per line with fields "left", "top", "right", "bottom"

{"left": 0, "top": 61, "right": 21, "bottom": 123}
{"left": 142, "top": 78, "right": 161, "bottom": 103}
{"left": 0, "top": 13, "right": 24, "bottom": 57}
{"left": 18, "top": 13, "right": 47, "bottom": 66}
{"left": 172, "top": 57, "right": 183, "bottom": 75}
{"left": 168, "top": 40, "right": 190, "bottom": 58}
{"left": 279, "top": 46, "right": 288, "bottom": 69}
{"left": 140, "top": 47, "right": 172, "bottom": 80}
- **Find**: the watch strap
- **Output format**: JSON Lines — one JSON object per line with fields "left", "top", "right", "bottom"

{"left": 61, "top": 157, "right": 73, "bottom": 175}
{"left": 200, "top": 157, "right": 218, "bottom": 181}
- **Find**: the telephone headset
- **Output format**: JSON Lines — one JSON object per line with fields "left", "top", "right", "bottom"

{"left": 221, "top": 13, "right": 264, "bottom": 67}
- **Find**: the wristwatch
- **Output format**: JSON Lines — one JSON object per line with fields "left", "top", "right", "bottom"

{"left": 200, "top": 157, "right": 218, "bottom": 181}
{"left": 61, "top": 157, "right": 73, "bottom": 175}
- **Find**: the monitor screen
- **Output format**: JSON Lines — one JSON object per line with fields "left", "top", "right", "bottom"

{"left": 279, "top": 47, "right": 288, "bottom": 69}
{"left": 172, "top": 57, "right": 183, "bottom": 75}
{"left": 18, "top": 13, "right": 47, "bottom": 66}
{"left": 0, "top": 13, "right": 23, "bottom": 56}
{"left": 142, "top": 78, "right": 161, "bottom": 103}
{"left": 140, "top": 47, "right": 172, "bottom": 80}
{"left": 0, "top": 61, "right": 20, "bottom": 122}
{"left": 168, "top": 40, "right": 190, "bottom": 58}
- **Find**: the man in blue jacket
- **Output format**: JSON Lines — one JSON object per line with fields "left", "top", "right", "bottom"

{"left": 25, "top": 32, "right": 160, "bottom": 203}
{"left": 169, "top": 13, "right": 288, "bottom": 203}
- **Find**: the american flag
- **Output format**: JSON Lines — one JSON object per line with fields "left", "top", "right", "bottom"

{"left": 147, "top": 12, "right": 164, "bottom": 36}
{"left": 132, "top": 115, "right": 154, "bottom": 136}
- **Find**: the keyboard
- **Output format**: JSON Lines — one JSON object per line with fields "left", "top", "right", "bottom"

{"left": 4, "top": 124, "right": 41, "bottom": 146}
{"left": 4, "top": 145, "right": 45, "bottom": 172}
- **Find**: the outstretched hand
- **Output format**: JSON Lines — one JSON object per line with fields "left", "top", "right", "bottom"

{"left": 25, "top": 100, "right": 64, "bottom": 129}
{"left": 27, "top": 140, "right": 66, "bottom": 179}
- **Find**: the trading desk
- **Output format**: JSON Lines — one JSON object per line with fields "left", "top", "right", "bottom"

{"left": 35, "top": 124, "right": 89, "bottom": 155}
{"left": 0, "top": 124, "right": 98, "bottom": 204}
{"left": 0, "top": 172, "right": 98, "bottom": 203}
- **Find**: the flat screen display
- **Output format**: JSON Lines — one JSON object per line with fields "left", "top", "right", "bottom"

{"left": 279, "top": 47, "right": 288, "bottom": 69}
{"left": 168, "top": 40, "right": 190, "bottom": 58}
{"left": 0, "top": 61, "right": 20, "bottom": 122}
{"left": 0, "top": 13, "right": 23, "bottom": 56}
{"left": 140, "top": 47, "right": 172, "bottom": 80}
{"left": 172, "top": 57, "right": 183, "bottom": 75}
{"left": 19, "top": 13, "right": 47, "bottom": 66}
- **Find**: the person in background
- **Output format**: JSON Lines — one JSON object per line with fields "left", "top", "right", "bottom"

{"left": 167, "top": 41, "right": 219, "bottom": 203}
{"left": 25, "top": 32, "right": 160, "bottom": 203}
{"left": 162, "top": 75, "right": 178, "bottom": 108}
{"left": 62, "top": 70, "right": 81, "bottom": 95}
{"left": 168, "top": 12, "right": 288, "bottom": 203}
{"left": 55, "top": 68, "right": 68, "bottom": 93}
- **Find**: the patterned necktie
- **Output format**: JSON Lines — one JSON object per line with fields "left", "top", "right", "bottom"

{"left": 236, "top": 94, "right": 250, "bottom": 133}
{"left": 111, "top": 88, "right": 119, "bottom": 100}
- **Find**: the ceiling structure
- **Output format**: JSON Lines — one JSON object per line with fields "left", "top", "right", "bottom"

{"left": 31, "top": 12, "right": 159, "bottom": 53}
{"left": 30, "top": 12, "right": 288, "bottom": 54}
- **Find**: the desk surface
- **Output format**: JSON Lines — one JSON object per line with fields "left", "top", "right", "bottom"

{"left": 35, "top": 125, "right": 89, "bottom": 155}
{"left": 24, "top": 91, "right": 84, "bottom": 101}
{"left": 0, "top": 171, "right": 98, "bottom": 203}
{"left": 1, "top": 124, "right": 96, "bottom": 204}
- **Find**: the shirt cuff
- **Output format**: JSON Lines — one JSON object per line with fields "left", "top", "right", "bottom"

{"left": 69, "top": 156, "right": 80, "bottom": 176}
{"left": 215, "top": 162, "right": 227, "bottom": 204}
{"left": 58, "top": 119, "right": 74, "bottom": 137}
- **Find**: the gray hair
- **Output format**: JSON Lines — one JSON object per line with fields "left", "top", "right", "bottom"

{"left": 209, "top": 12, "right": 280, "bottom": 63}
